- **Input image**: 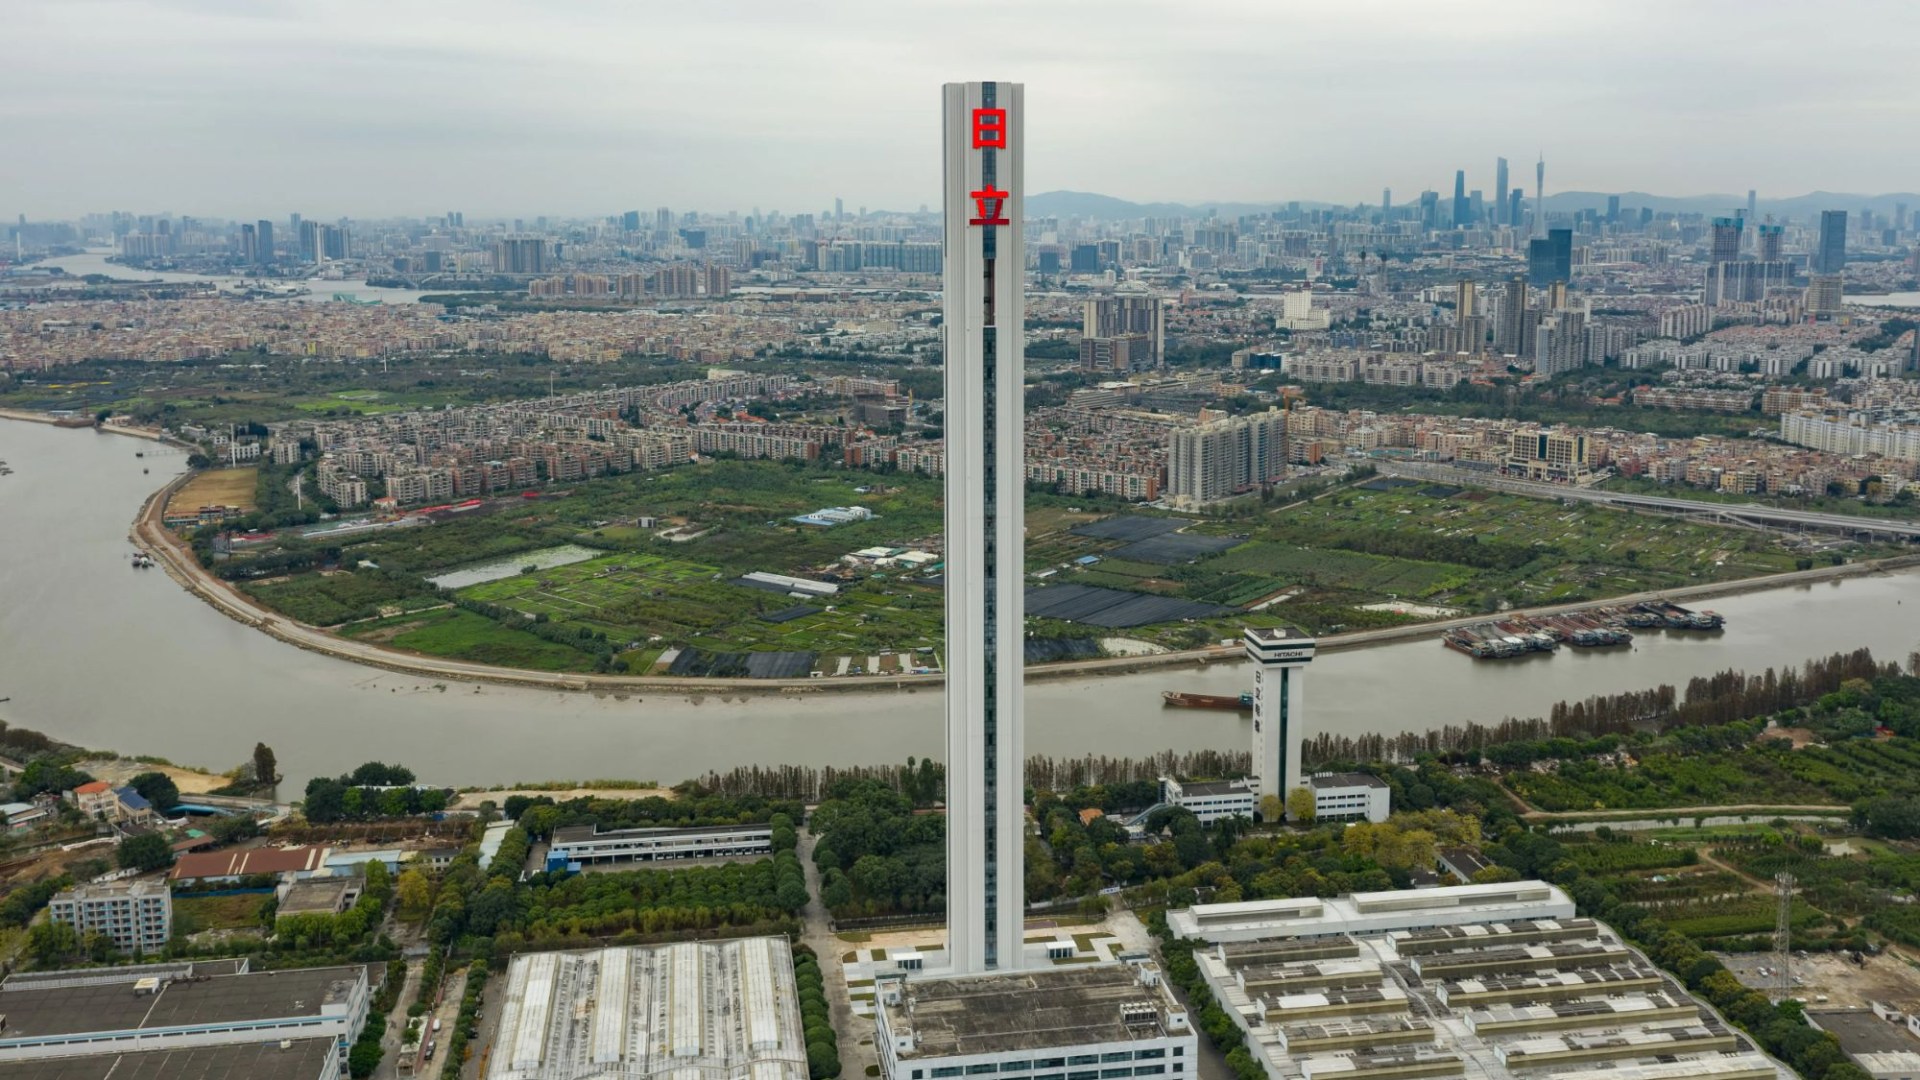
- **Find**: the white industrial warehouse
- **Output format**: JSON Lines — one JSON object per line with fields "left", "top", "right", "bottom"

{"left": 1169, "top": 881, "right": 1795, "bottom": 1080}
{"left": 485, "top": 938, "right": 808, "bottom": 1080}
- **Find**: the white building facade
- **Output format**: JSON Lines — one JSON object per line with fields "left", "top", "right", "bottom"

{"left": 46, "top": 880, "right": 172, "bottom": 954}
{"left": 1246, "top": 627, "right": 1315, "bottom": 815}
{"left": 943, "top": 79, "right": 1026, "bottom": 975}
{"left": 548, "top": 823, "right": 773, "bottom": 867}
{"left": 1160, "top": 777, "right": 1257, "bottom": 824}
{"left": 1307, "top": 772, "right": 1392, "bottom": 823}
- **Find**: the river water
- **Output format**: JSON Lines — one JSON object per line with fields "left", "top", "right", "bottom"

{"left": 37, "top": 251, "right": 435, "bottom": 305}
{"left": 2, "top": 419, "right": 1918, "bottom": 793}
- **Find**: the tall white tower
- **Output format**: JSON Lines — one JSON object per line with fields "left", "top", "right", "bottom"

{"left": 942, "top": 80, "right": 1025, "bottom": 974}
{"left": 1246, "top": 626, "right": 1316, "bottom": 814}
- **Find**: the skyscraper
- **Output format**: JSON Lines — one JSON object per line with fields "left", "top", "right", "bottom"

{"left": 1495, "top": 276, "right": 1533, "bottom": 356}
{"left": 1758, "top": 224, "right": 1784, "bottom": 261}
{"left": 1084, "top": 293, "right": 1165, "bottom": 369}
{"left": 1745, "top": 190, "right": 1758, "bottom": 251}
{"left": 1452, "top": 170, "right": 1468, "bottom": 229}
{"left": 1532, "top": 154, "right": 1546, "bottom": 238}
{"left": 1508, "top": 190, "right": 1523, "bottom": 234}
{"left": 1527, "top": 229, "right": 1572, "bottom": 284}
{"left": 1709, "top": 217, "right": 1743, "bottom": 266}
{"left": 1816, "top": 210, "right": 1848, "bottom": 274}
{"left": 254, "top": 220, "right": 275, "bottom": 266}
{"left": 942, "top": 79, "right": 1025, "bottom": 976}
{"left": 1381, "top": 188, "right": 1391, "bottom": 217}
{"left": 1606, "top": 195, "right": 1620, "bottom": 225}
{"left": 1495, "top": 157, "right": 1509, "bottom": 227}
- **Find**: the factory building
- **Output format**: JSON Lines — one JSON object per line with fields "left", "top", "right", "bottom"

{"left": 1168, "top": 881, "right": 1577, "bottom": 943}
{"left": 0, "top": 959, "right": 369, "bottom": 1079}
{"left": 486, "top": 939, "right": 808, "bottom": 1080}
{"left": 546, "top": 822, "right": 774, "bottom": 868}
{"left": 1169, "top": 884, "right": 1791, "bottom": 1080}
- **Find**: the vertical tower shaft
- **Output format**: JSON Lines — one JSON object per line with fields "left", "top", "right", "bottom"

{"left": 942, "top": 80, "right": 1026, "bottom": 974}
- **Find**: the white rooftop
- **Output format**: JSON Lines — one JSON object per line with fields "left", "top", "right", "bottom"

{"left": 486, "top": 939, "right": 807, "bottom": 1080}
{"left": 1168, "top": 880, "right": 1576, "bottom": 942}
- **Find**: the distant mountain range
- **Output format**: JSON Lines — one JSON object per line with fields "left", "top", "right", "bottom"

{"left": 1026, "top": 189, "right": 1920, "bottom": 221}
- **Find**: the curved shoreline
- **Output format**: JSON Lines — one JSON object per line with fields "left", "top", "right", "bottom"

{"left": 12, "top": 414, "right": 1919, "bottom": 696}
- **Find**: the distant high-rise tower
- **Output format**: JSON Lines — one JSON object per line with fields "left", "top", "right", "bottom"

{"left": 1709, "top": 217, "right": 1743, "bottom": 266}
{"left": 1452, "top": 170, "right": 1469, "bottom": 229}
{"left": 1745, "top": 190, "right": 1758, "bottom": 252}
{"left": 1532, "top": 154, "right": 1546, "bottom": 238}
{"left": 1816, "top": 210, "right": 1848, "bottom": 274}
{"left": 1455, "top": 278, "right": 1477, "bottom": 318}
{"left": 1495, "top": 157, "right": 1510, "bottom": 227}
{"left": 254, "top": 220, "right": 275, "bottom": 266}
{"left": 1381, "top": 188, "right": 1392, "bottom": 217}
{"left": 835, "top": 197, "right": 845, "bottom": 223}
{"left": 942, "top": 79, "right": 1026, "bottom": 976}
{"left": 1527, "top": 229, "right": 1572, "bottom": 284}
{"left": 1508, "top": 190, "right": 1524, "bottom": 235}
{"left": 1606, "top": 195, "right": 1620, "bottom": 225}
{"left": 1758, "top": 224, "right": 1784, "bottom": 262}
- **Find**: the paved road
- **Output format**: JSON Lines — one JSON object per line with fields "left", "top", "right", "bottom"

{"left": 797, "top": 829, "right": 875, "bottom": 1080}
{"left": 1377, "top": 461, "right": 1920, "bottom": 538}
{"left": 371, "top": 959, "right": 422, "bottom": 1080}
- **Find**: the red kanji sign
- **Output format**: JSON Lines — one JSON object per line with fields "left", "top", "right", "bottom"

{"left": 969, "top": 186, "right": 1010, "bottom": 226}
{"left": 971, "top": 108, "right": 1007, "bottom": 149}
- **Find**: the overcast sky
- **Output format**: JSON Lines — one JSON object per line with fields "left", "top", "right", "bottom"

{"left": 5, "top": 0, "right": 1917, "bottom": 221}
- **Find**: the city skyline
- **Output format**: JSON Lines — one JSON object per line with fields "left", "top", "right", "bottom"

{"left": 7, "top": 0, "right": 1920, "bottom": 218}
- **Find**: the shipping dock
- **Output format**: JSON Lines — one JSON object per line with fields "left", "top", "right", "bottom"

{"left": 1443, "top": 602, "right": 1721, "bottom": 659}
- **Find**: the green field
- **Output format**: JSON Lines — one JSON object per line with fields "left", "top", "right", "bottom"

{"left": 217, "top": 457, "right": 1890, "bottom": 671}
{"left": 172, "top": 892, "right": 269, "bottom": 934}
{"left": 456, "top": 552, "right": 944, "bottom": 660}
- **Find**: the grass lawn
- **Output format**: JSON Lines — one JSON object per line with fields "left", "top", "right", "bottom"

{"left": 173, "top": 892, "right": 269, "bottom": 934}
{"left": 168, "top": 466, "right": 259, "bottom": 513}
{"left": 355, "top": 609, "right": 599, "bottom": 672}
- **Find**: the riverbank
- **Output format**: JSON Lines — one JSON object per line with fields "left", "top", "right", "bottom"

{"left": 12, "top": 410, "right": 1910, "bottom": 695}
{"left": 123, "top": 448, "right": 1920, "bottom": 694}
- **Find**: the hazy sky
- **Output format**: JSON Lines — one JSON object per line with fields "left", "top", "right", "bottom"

{"left": 5, "top": 0, "right": 1917, "bottom": 220}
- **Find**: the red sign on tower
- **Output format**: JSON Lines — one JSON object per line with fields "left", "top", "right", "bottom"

{"left": 968, "top": 186, "right": 1010, "bottom": 227}
{"left": 971, "top": 108, "right": 1007, "bottom": 149}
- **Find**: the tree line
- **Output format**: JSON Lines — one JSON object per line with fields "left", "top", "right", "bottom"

{"left": 689, "top": 751, "right": 1251, "bottom": 803}
{"left": 1301, "top": 649, "right": 1894, "bottom": 765}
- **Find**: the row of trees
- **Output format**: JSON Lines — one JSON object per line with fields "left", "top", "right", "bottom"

{"left": 793, "top": 947, "right": 840, "bottom": 1080}
{"left": 690, "top": 751, "right": 1251, "bottom": 803}
{"left": 1300, "top": 649, "right": 1897, "bottom": 766}
{"left": 503, "top": 791, "right": 804, "bottom": 839}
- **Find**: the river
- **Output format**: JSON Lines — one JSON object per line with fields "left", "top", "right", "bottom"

{"left": 37, "top": 251, "right": 435, "bottom": 305}
{"left": 1846, "top": 291, "right": 1920, "bottom": 309}
{"left": 2, "top": 419, "right": 1919, "bottom": 793}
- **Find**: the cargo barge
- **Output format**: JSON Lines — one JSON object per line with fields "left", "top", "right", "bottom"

{"left": 1162, "top": 691, "right": 1254, "bottom": 711}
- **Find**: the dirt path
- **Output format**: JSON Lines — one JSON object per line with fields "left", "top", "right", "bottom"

{"left": 1522, "top": 803, "right": 1850, "bottom": 822}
